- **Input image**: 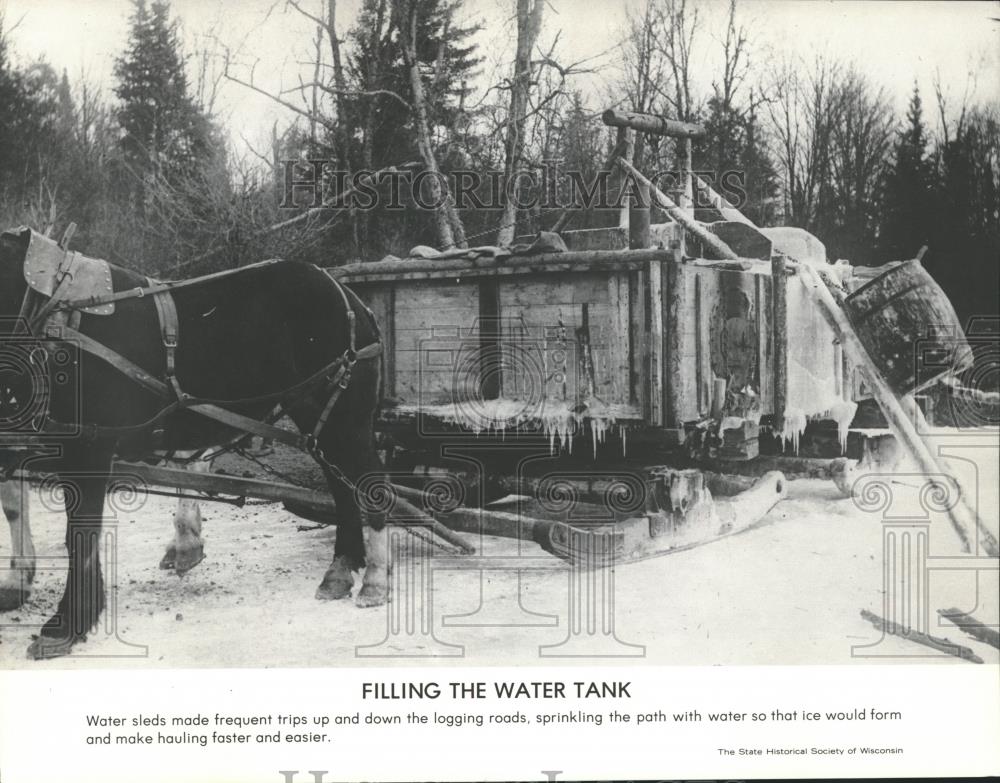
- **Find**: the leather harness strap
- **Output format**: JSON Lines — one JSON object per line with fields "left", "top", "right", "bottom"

{"left": 149, "top": 282, "right": 183, "bottom": 400}
{"left": 54, "top": 258, "right": 282, "bottom": 312}
{"left": 32, "top": 261, "right": 382, "bottom": 456}
{"left": 50, "top": 324, "right": 171, "bottom": 398}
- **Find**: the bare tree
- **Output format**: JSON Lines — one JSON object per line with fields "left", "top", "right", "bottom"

{"left": 827, "top": 65, "right": 895, "bottom": 260}
{"left": 390, "top": 0, "right": 466, "bottom": 249}
{"left": 615, "top": 0, "right": 668, "bottom": 169}
{"left": 765, "top": 54, "right": 846, "bottom": 228}
{"left": 496, "top": 0, "right": 544, "bottom": 246}
{"left": 658, "top": 0, "right": 700, "bottom": 122}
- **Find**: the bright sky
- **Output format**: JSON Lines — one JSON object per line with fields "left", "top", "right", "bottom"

{"left": 3, "top": 0, "right": 998, "bottom": 160}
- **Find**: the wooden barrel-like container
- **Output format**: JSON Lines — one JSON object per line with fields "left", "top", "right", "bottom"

{"left": 844, "top": 259, "right": 971, "bottom": 394}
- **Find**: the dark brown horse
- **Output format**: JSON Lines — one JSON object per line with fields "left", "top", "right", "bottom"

{"left": 0, "top": 227, "right": 387, "bottom": 659}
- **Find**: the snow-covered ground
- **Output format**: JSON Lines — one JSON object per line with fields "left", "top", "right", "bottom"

{"left": 1, "top": 437, "right": 997, "bottom": 669}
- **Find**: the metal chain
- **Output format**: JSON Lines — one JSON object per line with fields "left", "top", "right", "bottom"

{"left": 399, "top": 523, "right": 465, "bottom": 555}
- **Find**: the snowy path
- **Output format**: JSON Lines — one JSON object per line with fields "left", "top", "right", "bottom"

{"left": 2, "top": 465, "right": 996, "bottom": 668}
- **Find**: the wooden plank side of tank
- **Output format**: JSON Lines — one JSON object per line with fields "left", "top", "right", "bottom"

{"left": 695, "top": 266, "right": 771, "bottom": 418}
{"left": 392, "top": 279, "right": 481, "bottom": 404}
{"left": 672, "top": 265, "right": 700, "bottom": 422}
{"left": 630, "top": 267, "right": 647, "bottom": 414}
{"left": 756, "top": 272, "right": 774, "bottom": 414}
{"left": 607, "top": 272, "right": 631, "bottom": 406}
{"left": 497, "top": 273, "right": 630, "bottom": 405}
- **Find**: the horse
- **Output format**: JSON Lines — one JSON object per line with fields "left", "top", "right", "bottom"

{"left": 0, "top": 226, "right": 388, "bottom": 659}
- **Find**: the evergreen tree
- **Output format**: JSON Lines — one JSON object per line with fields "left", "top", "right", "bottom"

{"left": 696, "top": 97, "right": 779, "bottom": 226}
{"left": 113, "top": 0, "right": 219, "bottom": 185}
{"left": 345, "top": 0, "right": 481, "bottom": 253}
{"left": 0, "top": 19, "right": 45, "bottom": 204}
{"left": 348, "top": 0, "right": 480, "bottom": 165}
{"left": 877, "top": 84, "right": 934, "bottom": 261}
{"left": 928, "top": 106, "right": 1000, "bottom": 325}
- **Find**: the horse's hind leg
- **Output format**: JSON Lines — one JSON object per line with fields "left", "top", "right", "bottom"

{"left": 159, "top": 454, "right": 208, "bottom": 574}
{"left": 0, "top": 477, "right": 35, "bottom": 611}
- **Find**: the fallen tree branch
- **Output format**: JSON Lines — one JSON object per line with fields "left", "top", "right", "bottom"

{"left": 860, "top": 608, "right": 984, "bottom": 663}
{"left": 938, "top": 608, "right": 1000, "bottom": 650}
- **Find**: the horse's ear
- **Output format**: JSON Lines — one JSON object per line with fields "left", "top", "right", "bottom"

{"left": 0, "top": 228, "right": 30, "bottom": 262}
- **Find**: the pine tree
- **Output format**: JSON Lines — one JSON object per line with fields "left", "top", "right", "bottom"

{"left": 348, "top": 0, "right": 481, "bottom": 170}
{"left": 113, "top": 0, "right": 218, "bottom": 184}
{"left": 929, "top": 106, "right": 1000, "bottom": 325}
{"left": 877, "top": 84, "right": 934, "bottom": 261}
{"left": 0, "top": 19, "right": 43, "bottom": 201}
{"left": 345, "top": 0, "right": 481, "bottom": 253}
{"left": 696, "top": 97, "right": 779, "bottom": 226}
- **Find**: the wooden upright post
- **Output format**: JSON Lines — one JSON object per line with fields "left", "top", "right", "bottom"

{"left": 617, "top": 127, "right": 634, "bottom": 231}
{"left": 682, "top": 138, "right": 694, "bottom": 218}
{"left": 664, "top": 236, "right": 684, "bottom": 428}
{"left": 629, "top": 179, "right": 651, "bottom": 249}
{"left": 614, "top": 157, "right": 738, "bottom": 261}
{"left": 771, "top": 254, "right": 788, "bottom": 432}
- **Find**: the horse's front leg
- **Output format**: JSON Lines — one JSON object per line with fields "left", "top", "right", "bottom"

{"left": 312, "top": 427, "right": 389, "bottom": 607}
{"left": 0, "top": 477, "right": 35, "bottom": 611}
{"left": 28, "top": 452, "right": 113, "bottom": 660}
{"left": 315, "top": 476, "right": 364, "bottom": 601}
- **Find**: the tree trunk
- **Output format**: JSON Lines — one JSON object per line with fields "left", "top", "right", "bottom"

{"left": 326, "top": 0, "right": 362, "bottom": 254}
{"left": 496, "top": 0, "right": 544, "bottom": 247}
{"left": 396, "top": 2, "right": 466, "bottom": 250}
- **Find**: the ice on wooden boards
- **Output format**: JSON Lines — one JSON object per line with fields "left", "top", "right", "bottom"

{"left": 778, "top": 264, "right": 858, "bottom": 454}
{"left": 414, "top": 397, "right": 633, "bottom": 457}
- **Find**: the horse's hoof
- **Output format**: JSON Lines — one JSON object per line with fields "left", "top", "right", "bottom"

{"left": 315, "top": 557, "right": 354, "bottom": 600}
{"left": 356, "top": 583, "right": 388, "bottom": 607}
{"left": 0, "top": 584, "right": 31, "bottom": 611}
{"left": 173, "top": 545, "right": 205, "bottom": 576}
{"left": 315, "top": 579, "right": 353, "bottom": 601}
{"left": 830, "top": 458, "right": 857, "bottom": 498}
{"left": 27, "top": 633, "right": 80, "bottom": 660}
{"left": 159, "top": 545, "right": 177, "bottom": 570}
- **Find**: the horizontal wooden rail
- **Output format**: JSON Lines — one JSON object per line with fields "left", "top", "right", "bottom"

{"left": 329, "top": 247, "right": 675, "bottom": 282}
{"left": 601, "top": 109, "right": 706, "bottom": 139}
